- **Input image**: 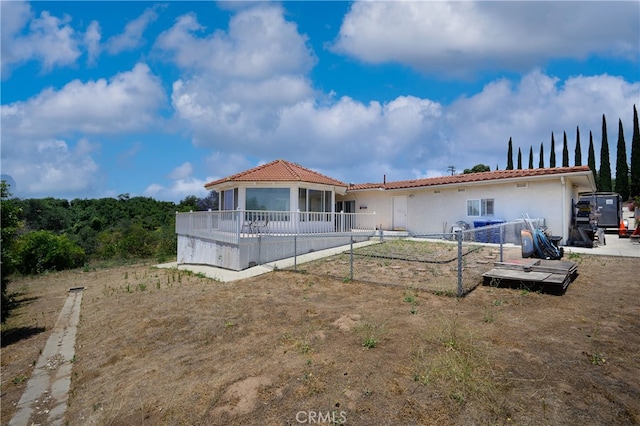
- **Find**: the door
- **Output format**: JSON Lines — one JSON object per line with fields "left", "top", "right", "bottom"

{"left": 392, "top": 196, "right": 408, "bottom": 230}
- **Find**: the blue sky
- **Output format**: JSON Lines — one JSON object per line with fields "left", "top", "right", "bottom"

{"left": 1, "top": 1, "right": 638, "bottom": 202}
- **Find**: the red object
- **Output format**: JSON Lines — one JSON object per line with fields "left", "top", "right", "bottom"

{"left": 619, "top": 220, "right": 627, "bottom": 237}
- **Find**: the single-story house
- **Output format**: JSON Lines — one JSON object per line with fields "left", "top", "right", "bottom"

{"left": 176, "top": 160, "right": 596, "bottom": 270}
{"left": 336, "top": 165, "right": 597, "bottom": 242}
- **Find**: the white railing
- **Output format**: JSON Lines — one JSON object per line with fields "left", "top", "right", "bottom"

{"left": 176, "top": 209, "right": 378, "bottom": 244}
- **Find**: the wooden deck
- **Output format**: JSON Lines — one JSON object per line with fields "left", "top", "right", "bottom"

{"left": 482, "top": 258, "right": 578, "bottom": 294}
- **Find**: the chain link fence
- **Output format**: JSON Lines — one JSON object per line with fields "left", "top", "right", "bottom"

{"left": 268, "top": 219, "right": 545, "bottom": 297}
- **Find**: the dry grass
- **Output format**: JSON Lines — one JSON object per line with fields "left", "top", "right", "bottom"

{"left": 2, "top": 250, "right": 639, "bottom": 425}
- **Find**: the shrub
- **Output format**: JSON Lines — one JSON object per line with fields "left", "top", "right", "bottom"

{"left": 15, "top": 230, "right": 86, "bottom": 274}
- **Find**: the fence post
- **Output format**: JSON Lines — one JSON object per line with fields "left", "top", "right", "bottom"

{"left": 235, "top": 208, "right": 242, "bottom": 243}
{"left": 456, "top": 230, "right": 463, "bottom": 297}
{"left": 350, "top": 235, "right": 354, "bottom": 281}
{"left": 294, "top": 235, "right": 297, "bottom": 271}
{"left": 499, "top": 224, "right": 504, "bottom": 262}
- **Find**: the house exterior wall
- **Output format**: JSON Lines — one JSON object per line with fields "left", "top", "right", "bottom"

{"left": 339, "top": 175, "right": 586, "bottom": 244}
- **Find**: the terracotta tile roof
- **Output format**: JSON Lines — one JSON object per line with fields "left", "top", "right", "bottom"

{"left": 204, "top": 159, "right": 348, "bottom": 189}
{"left": 347, "top": 166, "right": 593, "bottom": 191}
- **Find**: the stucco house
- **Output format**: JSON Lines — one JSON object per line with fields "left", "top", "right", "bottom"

{"left": 336, "top": 165, "right": 597, "bottom": 243}
{"left": 176, "top": 160, "right": 596, "bottom": 270}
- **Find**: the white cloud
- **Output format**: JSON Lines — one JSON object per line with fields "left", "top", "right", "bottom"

{"left": 167, "top": 162, "right": 194, "bottom": 180}
{"left": 155, "top": 4, "right": 317, "bottom": 79}
{"left": 144, "top": 177, "right": 211, "bottom": 202}
{"left": 332, "top": 2, "right": 639, "bottom": 75}
{"left": 204, "top": 152, "right": 254, "bottom": 181}
{"left": 1, "top": 2, "right": 82, "bottom": 78}
{"left": 1, "top": 138, "right": 100, "bottom": 197}
{"left": 176, "top": 67, "right": 638, "bottom": 184}
{"left": 84, "top": 20, "right": 102, "bottom": 66}
{"left": 1, "top": 63, "right": 166, "bottom": 139}
{"left": 105, "top": 5, "right": 162, "bottom": 55}
{"left": 436, "top": 71, "right": 640, "bottom": 173}
{"left": 1, "top": 64, "right": 167, "bottom": 198}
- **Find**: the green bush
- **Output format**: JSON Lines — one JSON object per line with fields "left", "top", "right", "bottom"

{"left": 15, "top": 230, "right": 86, "bottom": 274}
{"left": 95, "top": 224, "right": 168, "bottom": 260}
{"left": 120, "top": 223, "right": 157, "bottom": 258}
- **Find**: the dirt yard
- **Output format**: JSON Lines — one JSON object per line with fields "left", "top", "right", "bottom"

{"left": 2, "top": 248, "right": 639, "bottom": 425}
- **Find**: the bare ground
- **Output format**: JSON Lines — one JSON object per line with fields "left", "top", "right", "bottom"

{"left": 1, "top": 249, "right": 639, "bottom": 425}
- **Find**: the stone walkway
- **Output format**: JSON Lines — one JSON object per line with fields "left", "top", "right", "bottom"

{"left": 9, "top": 288, "right": 84, "bottom": 426}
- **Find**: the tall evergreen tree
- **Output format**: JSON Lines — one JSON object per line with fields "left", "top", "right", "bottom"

{"left": 539, "top": 142, "right": 545, "bottom": 168}
{"left": 631, "top": 105, "right": 640, "bottom": 198}
{"left": 528, "top": 146, "right": 534, "bottom": 169}
{"left": 517, "top": 148, "right": 522, "bottom": 169}
{"left": 588, "top": 131, "right": 597, "bottom": 188}
{"left": 550, "top": 132, "right": 556, "bottom": 167}
{"left": 614, "top": 119, "right": 629, "bottom": 200}
{"left": 506, "top": 137, "right": 514, "bottom": 170}
{"left": 599, "top": 114, "right": 612, "bottom": 191}
{"left": 574, "top": 126, "right": 582, "bottom": 166}
{"left": 562, "top": 131, "right": 569, "bottom": 167}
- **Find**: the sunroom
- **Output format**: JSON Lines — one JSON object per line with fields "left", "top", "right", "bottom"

{"left": 175, "top": 160, "right": 377, "bottom": 270}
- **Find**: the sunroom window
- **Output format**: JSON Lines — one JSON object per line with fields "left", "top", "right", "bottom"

{"left": 221, "top": 188, "right": 238, "bottom": 211}
{"left": 246, "top": 188, "right": 290, "bottom": 211}
{"left": 298, "top": 188, "right": 332, "bottom": 221}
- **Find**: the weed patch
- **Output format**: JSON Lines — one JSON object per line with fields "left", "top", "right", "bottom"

{"left": 413, "top": 315, "right": 497, "bottom": 407}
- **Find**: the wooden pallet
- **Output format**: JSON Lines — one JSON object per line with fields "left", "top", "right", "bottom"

{"left": 482, "top": 258, "right": 578, "bottom": 294}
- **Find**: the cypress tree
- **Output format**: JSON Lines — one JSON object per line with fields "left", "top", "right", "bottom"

{"left": 550, "top": 132, "right": 556, "bottom": 167}
{"left": 506, "top": 138, "right": 514, "bottom": 170}
{"left": 517, "top": 148, "right": 522, "bottom": 169}
{"left": 599, "top": 114, "right": 612, "bottom": 191}
{"left": 539, "top": 142, "right": 545, "bottom": 168}
{"left": 631, "top": 105, "right": 640, "bottom": 198}
{"left": 574, "top": 126, "right": 582, "bottom": 166}
{"left": 528, "top": 146, "right": 534, "bottom": 169}
{"left": 562, "top": 131, "right": 569, "bottom": 167}
{"left": 614, "top": 118, "right": 629, "bottom": 201}
{"left": 588, "top": 131, "right": 597, "bottom": 188}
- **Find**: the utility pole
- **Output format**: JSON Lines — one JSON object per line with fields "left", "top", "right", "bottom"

{"left": 447, "top": 165, "right": 456, "bottom": 176}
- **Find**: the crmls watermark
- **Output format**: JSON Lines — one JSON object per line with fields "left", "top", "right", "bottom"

{"left": 295, "top": 410, "right": 347, "bottom": 424}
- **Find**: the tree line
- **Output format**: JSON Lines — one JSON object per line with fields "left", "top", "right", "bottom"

{"left": 0, "top": 183, "right": 218, "bottom": 322}
{"left": 504, "top": 105, "right": 640, "bottom": 201}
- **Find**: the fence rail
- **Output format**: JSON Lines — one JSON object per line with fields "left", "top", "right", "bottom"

{"left": 285, "top": 219, "right": 545, "bottom": 297}
{"left": 176, "top": 209, "right": 379, "bottom": 244}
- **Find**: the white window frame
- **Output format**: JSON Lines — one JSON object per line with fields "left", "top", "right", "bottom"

{"left": 467, "top": 198, "right": 494, "bottom": 217}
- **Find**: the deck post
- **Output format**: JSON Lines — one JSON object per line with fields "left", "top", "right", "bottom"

{"left": 236, "top": 208, "right": 242, "bottom": 242}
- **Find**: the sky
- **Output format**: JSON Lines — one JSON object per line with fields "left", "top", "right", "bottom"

{"left": 1, "top": 0, "right": 639, "bottom": 202}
